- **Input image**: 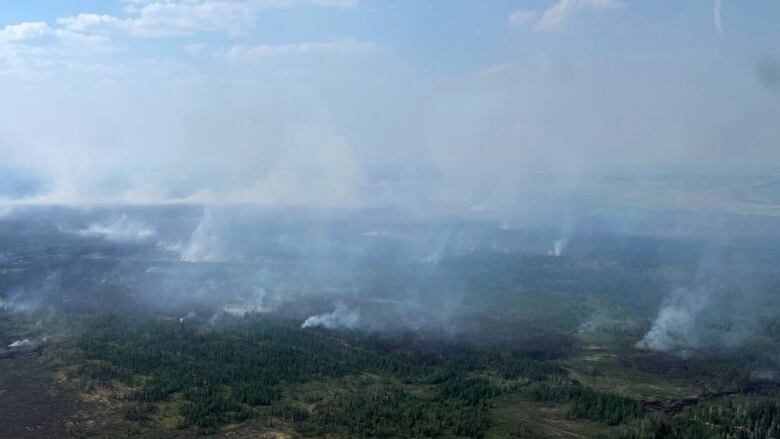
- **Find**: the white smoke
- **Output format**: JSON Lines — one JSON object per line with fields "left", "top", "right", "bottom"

{"left": 72, "top": 214, "right": 156, "bottom": 241}
{"left": 179, "top": 311, "right": 196, "bottom": 324}
{"left": 637, "top": 287, "right": 709, "bottom": 351}
{"left": 221, "top": 305, "right": 256, "bottom": 317}
{"left": 246, "top": 287, "right": 270, "bottom": 313}
{"left": 207, "top": 288, "right": 272, "bottom": 323}
{"left": 548, "top": 238, "right": 567, "bottom": 257}
{"left": 419, "top": 252, "right": 444, "bottom": 265}
{"left": 362, "top": 230, "right": 389, "bottom": 237}
{"left": 1, "top": 272, "right": 62, "bottom": 315}
{"left": 8, "top": 339, "right": 33, "bottom": 348}
{"left": 179, "top": 207, "right": 225, "bottom": 262}
{"left": 302, "top": 301, "right": 360, "bottom": 329}
{"left": 0, "top": 204, "right": 14, "bottom": 219}
{"left": 157, "top": 207, "right": 227, "bottom": 262}
{"left": 0, "top": 294, "right": 39, "bottom": 314}
{"left": 578, "top": 315, "right": 600, "bottom": 334}
{"left": 223, "top": 288, "right": 271, "bottom": 316}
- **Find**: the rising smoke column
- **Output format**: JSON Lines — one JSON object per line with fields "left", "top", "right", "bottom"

{"left": 548, "top": 238, "right": 567, "bottom": 257}
{"left": 182, "top": 207, "right": 222, "bottom": 262}
{"left": 302, "top": 301, "right": 360, "bottom": 329}
{"left": 637, "top": 287, "right": 709, "bottom": 351}
{"left": 160, "top": 207, "right": 227, "bottom": 262}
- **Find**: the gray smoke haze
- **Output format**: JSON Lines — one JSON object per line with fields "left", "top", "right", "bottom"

{"left": 174, "top": 207, "right": 226, "bottom": 263}
{"left": 636, "top": 240, "right": 780, "bottom": 357}
{"left": 0, "top": 204, "right": 14, "bottom": 219}
{"left": 0, "top": 295, "right": 39, "bottom": 314}
{"left": 0, "top": 2, "right": 779, "bottom": 215}
{"left": 68, "top": 214, "right": 156, "bottom": 242}
{"left": 1, "top": 2, "right": 780, "bottom": 369}
{"left": 637, "top": 287, "right": 710, "bottom": 352}
{"left": 2, "top": 202, "right": 780, "bottom": 365}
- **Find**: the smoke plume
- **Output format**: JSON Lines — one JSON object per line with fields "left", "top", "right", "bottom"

{"left": 549, "top": 239, "right": 567, "bottom": 257}
{"left": 636, "top": 287, "right": 709, "bottom": 352}
{"left": 71, "top": 214, "right": 156, "bottom": 242}
{"left": 302, "top": 302, "right": 360, "bottom": 329}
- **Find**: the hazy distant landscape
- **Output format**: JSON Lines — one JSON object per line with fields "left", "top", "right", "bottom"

{"left": 2, "top": 192, "right": 780, "bottom": 437}
{"left": 2, "top": 0, "right": 780, "bottom": 437}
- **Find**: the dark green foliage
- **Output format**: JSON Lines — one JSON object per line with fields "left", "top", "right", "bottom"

{"left": 568, "top": 389, "right": 645, "bottom": 426}
{"left": 437, "top": 377, "right": 500, "bottom": 406}
{"left": 619, "top": 398, "right": 780, "bottom": 439}
{"left": 505, "top": 422, "right": 551, "bottom": 438}
{"left": 181, "top": 387, "right": 251, "bottom": 435}
{"left": 70, "top": 315, "right": 508, "bottom": 436}
{"left": 124, "top": 404, "right": 155, "bottom": 422}
{"left": 68, "top": 314, "right": 780, "bottom": 438}
{"left": 74, "top": 315, "right": 432, "bottom": 432}
{"left": 497, "top": 358, "right": 567, "bottom": 382}
{"left": 522, "top": 381, "right": 645, "bottom": 425}
{"left": 289, "top": 386, "right": 491, "bottom": 439}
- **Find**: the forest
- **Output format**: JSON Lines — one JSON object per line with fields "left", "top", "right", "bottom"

{"left": 3, "top": 205, "right": 780, "bottom": 438}
{"left": 49, "top": 313, "right": 780, "bottom": 438}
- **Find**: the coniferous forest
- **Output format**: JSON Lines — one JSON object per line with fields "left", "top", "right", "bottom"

{"left": 48, "top": 313, "right": 780, "bottom": 438}
{"left": 3, "top": 206, "right": 780, "bottom": 438}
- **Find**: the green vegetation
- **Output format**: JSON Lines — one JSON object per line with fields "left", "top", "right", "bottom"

{"left": 619, "top": 398, "right": 780, "bottom": 438}
{"left": 53, "top": 314, "right": 598, "bottom": 436}
{"left": 65, "top": 315, "right": 513, "bottom": 436}
{"left": 47, "top": 313, "right": 780, "bottom": 438}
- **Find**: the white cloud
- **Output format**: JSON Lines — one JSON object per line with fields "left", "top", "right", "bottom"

{"left": 58, "top": 0, "right": 359, "bottom": 38}
{"left": 57, "top": 14, "right": 125, "bottom": 34}
{"left": 308, "top": 0, "right": 358, "bottom": 6}
{"left": 536, "top": 0, "right": 625, "bottom": 31}
{"left": 0, "top": 21, "right": 116, "bottom": 78}
{"left": 0, "top": 20, "right": 114, "bottom": 50}
{"left": 0, "top": 22, "right": 52, "bottom": 42}
{"left": 224, "top": 39, "right": 378, "bottom": 60}
{"left": 2, "top": 0, "right": 365, "bottom": 77}
{"left": 508, "top": 10, "right": 538, "bottom": 27}
{"left": 184, "top": 42, "right": 206, "bottom": 55}
{"left": 58, "top": 5, "right": 254, "bottom": 38}
{"left": 510, "top": 0, "right": 624, "bottom": 31}
{"left": 1, "top": 0, "right": 776, "bottom": 212}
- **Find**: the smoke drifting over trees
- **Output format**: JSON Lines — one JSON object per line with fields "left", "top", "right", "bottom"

{"left": 1, "top": 2, "right": 780, "bottom": 437}
{"left": 2, "top": 202, "right": 780, "bottom": 366}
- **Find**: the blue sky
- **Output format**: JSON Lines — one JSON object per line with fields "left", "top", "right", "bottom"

{"left": 4, "top": 1, "right": 777, "bottom": 72}
{"left": 0, "top": 1, "right": 778, "bottom": 209}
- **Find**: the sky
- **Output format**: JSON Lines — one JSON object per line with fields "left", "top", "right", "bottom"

{"left": 0, "top": 0, "right": 779, "bottom": 210}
